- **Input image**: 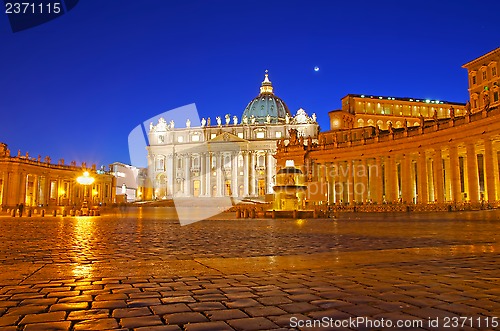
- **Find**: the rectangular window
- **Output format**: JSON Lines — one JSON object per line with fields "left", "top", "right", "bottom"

{"left": 494, "top": 91, "right": 499, "bottom": 102}
{"left": 482, "top": 71, "right": 487, "bottom": 80}
{"left": 237, "top": 132, "right": 244, "bottom": 139}
{"left": 210, "top": 133, "right": 216, "bottom": 139}
{"left": 177, "top": 136, "right": 184, "bottom": 143}
{"left": 275, "top": 131, "right": 282, "bottom": 138}
{"left": 256, "top": 132, "right": 265, "bottom": 139}
{"left": 492, "top": 66, "right": 497, "bottom": 76}
{"left": 191, "top": 135, "right": 200, "bottom": 142}
{"left": 472, "top": 76, "right": 476, "bottom": 85}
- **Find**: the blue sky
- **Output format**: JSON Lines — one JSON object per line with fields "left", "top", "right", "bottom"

{"left": 1, "top": 0, "right": 499, "bottom": 167}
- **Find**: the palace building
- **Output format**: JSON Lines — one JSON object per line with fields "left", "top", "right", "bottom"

{"left": 0, "top": 143, "right": 115, "bottom": 209}
{"left": 275, "top": 47, "right": 500, "bottom": 206}
{"left": 146, "top": 73, "right": 319, "bottom": 200}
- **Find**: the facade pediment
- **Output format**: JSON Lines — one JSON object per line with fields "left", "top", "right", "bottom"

{"left": 209, "top": 132, "right": 248, "bottom": 143}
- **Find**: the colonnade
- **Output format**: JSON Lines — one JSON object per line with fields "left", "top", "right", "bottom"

{"left": 310, "top": 137, "right": 499, "bottom": 204}
{"left": 0, "top": 167, "right": 114, "bottom": 208}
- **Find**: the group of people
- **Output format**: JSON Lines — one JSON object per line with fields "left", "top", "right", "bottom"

{"left": 15, "top": 203, "right": 24, "bottom": 217}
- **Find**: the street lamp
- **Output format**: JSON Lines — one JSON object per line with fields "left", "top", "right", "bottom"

{"left": 77, "top": 171, "right": 95, "bottom": 202}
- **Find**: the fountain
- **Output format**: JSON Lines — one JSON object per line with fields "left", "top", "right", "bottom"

{"left": 273, "top": 160, "right": 307, "bottom": 211}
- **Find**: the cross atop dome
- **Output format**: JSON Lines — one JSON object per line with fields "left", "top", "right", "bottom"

{"left": 260, "top": 70, "right": 273, "bottom": 94}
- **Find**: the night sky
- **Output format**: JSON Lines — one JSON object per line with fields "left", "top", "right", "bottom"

{"left": 1, "top": 0, "right": 499, "bottom": 168}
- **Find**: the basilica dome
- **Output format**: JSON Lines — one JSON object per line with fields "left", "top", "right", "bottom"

{"left": 242, "top": 72, "right": 291, "bottom": 123}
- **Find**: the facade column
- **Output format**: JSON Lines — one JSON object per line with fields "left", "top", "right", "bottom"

{"left": 465, "top": 143, "right": 479, "bottom": 202}
{"left": 184, "top": 154, "right": 190, "bottom": 196}
{"left": 483, "top": 138, "right": 497, "bottom": 202}
{"left": 200, "top": 153, "right": 206, "bottom": 196}
{"left": 216, "top": 152, "right": 223, "bottom": 197}
{"left": 417, "top": 149, "right": 428, "bottom": 204}
{"left": 448, "top": 145, "right": 461, "bottom": 202}
{"left": 266, "top": 151, "right": 274, "bottom": 194}
{"left": 402, "top": 154, "right": 413, "bottom": 203}
{"left": 205, "top": 153, "right": 212, "bottom": 197}
{"left": 433, "top": 148, "right": 444, "bottom": 203}
{"left": 166, "top": 154, "right": 174, "bottom": 197}
{"left": 231, "top": 152, "right": 238, "bottom": 197}
{"left": 243, "top": 151, "right": 249, "bottom": 196}
{"left": 250, "top": 152, "right": 256, "bottom": 196}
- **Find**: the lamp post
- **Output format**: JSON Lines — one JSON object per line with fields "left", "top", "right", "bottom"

{"left": 76, "top": 171, "right": 95, "bottom": 204}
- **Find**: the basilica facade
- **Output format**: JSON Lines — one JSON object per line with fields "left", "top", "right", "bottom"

{"left": 146, "top": 73, "right": 319, "bottom": 199}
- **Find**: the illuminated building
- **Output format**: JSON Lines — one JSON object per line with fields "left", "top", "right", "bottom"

{"left": 146, "top": 73, "right": 319, "bottom": 199}
{"left": 276, "top": 47, "right": 500, "bottom": 206}
{"left": 0, "top": 143, "right": 115, "bottom": 209}
{"left": 462, "top": 47, "right": 500, "bottom": 112}
{"left": 109, "top": 162, "right": 147, "bottom": 202}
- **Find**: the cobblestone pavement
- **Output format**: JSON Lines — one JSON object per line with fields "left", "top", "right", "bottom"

{"left": 0, "top": 209, "right": 499, "bottom": 330}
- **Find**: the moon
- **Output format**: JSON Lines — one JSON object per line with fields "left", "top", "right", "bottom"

{"left": 314, "top": 66, "right": 320, "bottom": 72}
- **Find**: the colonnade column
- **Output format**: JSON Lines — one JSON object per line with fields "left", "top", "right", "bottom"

{"left": 326, "top": 162, "right": 333, "bottom": 204}
{"left": 360, "top": 159, "right": 368, "bottom": 203}
{"left": 335, "top": 162, "right": 344, "bottom": 203}
{"left": 448, "top": 145, "right": 461, "bottom": 202}
{"left": 231, "top": 152, "right": 238, "bottom": 197}
{"left": 370, "top": 157, "right": 382, "bottom": 204}
{"left": 385, "top": 155, "right": 397, "bottom": 203}
{"left": 465, "top": 143, "right": 479, "bottom": 202}
{"left": 483, "top": 138, "right": 497, "bottom": 202}
{"left": 347, "top": 160, "right": 355, "bottom": 205}
{"left": 417, "top": 149, "right": 428, "bottom": 204}
{"left": 401, "top": 154, "right": 413, "bottom": 203}
{"left": 31, "top": 175, "right": 39, "bottom": 207}
{"left": 433, "top": 148, "right": 444, "bottom": 203}
{"left": 243, "top": 151, "right": 249, "bottom": 197}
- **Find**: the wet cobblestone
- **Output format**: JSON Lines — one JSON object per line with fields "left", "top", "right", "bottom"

{"left": 0, "top": 209, "right": 499, "bottom": 330}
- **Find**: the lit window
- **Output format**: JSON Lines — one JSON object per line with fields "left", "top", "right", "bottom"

{"left": 237, "top": 132, "right": 244, "bottom": 139}
{"left": 482, "top": 71, "right": 487, "bottom": 80}
{"left": 494, "top": 91, "right": 499, "bottom": 102}
{"left": 210, "top": 133, "right": 216, "bottom": 139}
{"left": 472, "top": 76, "right": 476, "bottom": 85}
{"left": 493, "top": 67, "right": 497, "bottom": 76}
{"left": 256, "top": 132, "right": 265, "bottom": 139}
{"left": 177, "top": 136, "right": 183, "bottom": 143}
{"left": 191, "top": 135, "right": 200, "bottom": 142}
{"left": 275, "top": 131, "right": 282, "bottom": 138}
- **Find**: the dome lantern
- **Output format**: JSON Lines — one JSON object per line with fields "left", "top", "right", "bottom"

{"left": 242, "top": 71, "right": 291, "bottom": 124}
